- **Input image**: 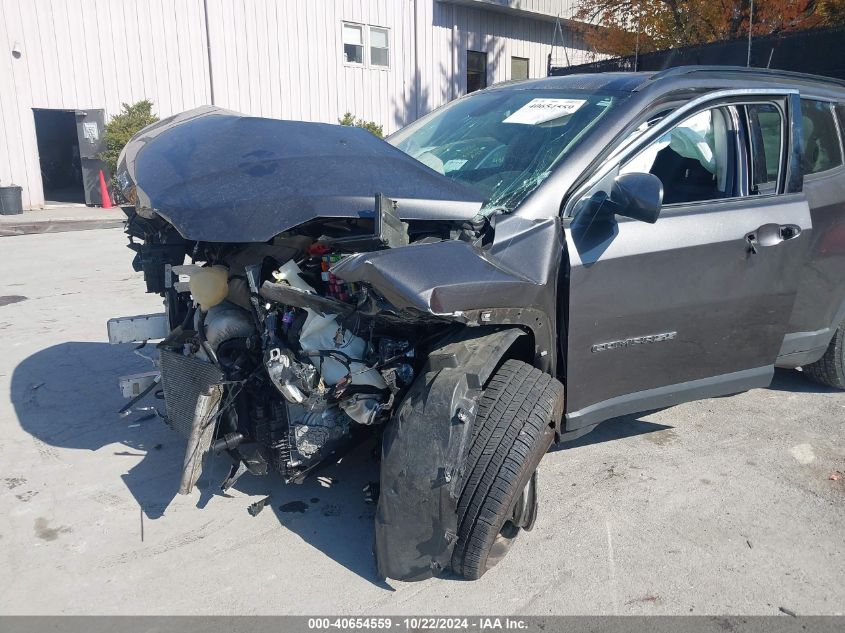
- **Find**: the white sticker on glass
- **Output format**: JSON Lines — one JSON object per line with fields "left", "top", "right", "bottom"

{"left": 443, "top": 159, "right": 468, "bottom": 173}
{"left": 503, "top": 98, "right": 586, "bottom": 125}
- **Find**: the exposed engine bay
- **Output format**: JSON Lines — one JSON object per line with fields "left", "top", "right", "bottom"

{"left": 126, "top": 196, "right": 466, "bottom": 494}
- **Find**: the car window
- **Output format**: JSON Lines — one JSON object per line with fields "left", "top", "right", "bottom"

{"left": 801, "top": 99, "right": 843, "bottom": 175}
{"left": 746, "top": 103, "right": 783, "bottom": 195}
{"left": 619, "top": 107, "right": 735, "bottom": 205}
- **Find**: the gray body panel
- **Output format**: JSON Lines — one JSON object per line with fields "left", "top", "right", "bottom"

{"left": 564, "top": 195, "right": 812, "bottom": 427}
{"left": 333, "top": 214, "right": 563, "bottom": 374}
{"left": 776, "top": 167, "right": 845, "bottom": 366}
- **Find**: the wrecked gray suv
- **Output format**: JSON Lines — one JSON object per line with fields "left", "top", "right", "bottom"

{"left": 109, "top": 66, "right": 845, "bottom": 581}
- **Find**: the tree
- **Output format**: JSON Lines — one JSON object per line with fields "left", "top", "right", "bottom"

{"left": 576, "top": 0, "right": 845, "bottom": 57}
{"left": 338, "top": 112, "right": 384, "bottom": 138}
{"left": 99, "top": 100, "right": 159, "bottom": 176}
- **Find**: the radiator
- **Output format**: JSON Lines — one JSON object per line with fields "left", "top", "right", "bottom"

{"left": 159, "top": 348, "right": 225, "bottom": 439}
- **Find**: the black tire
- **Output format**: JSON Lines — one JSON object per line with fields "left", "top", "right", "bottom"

{"left": 451, "top": 359, "right": 564, "bottom": 580}
{"left": 803, "top": 322, "right": 845, "bottom": 390}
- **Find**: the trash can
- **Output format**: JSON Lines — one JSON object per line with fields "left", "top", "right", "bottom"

{"left": 0, "top": 185, "right": 23, "bottom": 215}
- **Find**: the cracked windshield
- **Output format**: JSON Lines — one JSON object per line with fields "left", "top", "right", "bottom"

{"left": 389, "top": 89, "right": 621, "bottom": 213}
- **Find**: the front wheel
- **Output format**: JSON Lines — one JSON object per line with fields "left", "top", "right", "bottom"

{"left": 451, "top": 359, "right": 564, "bottom": 579}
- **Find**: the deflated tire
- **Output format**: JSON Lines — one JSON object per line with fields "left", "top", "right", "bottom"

{"left": 451, "top": 359, "right": 565, "bottom": 579}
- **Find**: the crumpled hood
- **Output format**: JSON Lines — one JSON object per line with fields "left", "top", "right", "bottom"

{"left": 116, "top": 107, "right": 484, "bottom": 242}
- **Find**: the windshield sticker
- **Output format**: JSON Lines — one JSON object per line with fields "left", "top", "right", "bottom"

{"left": 503, "top": 98, "right": 587, "bottom": 125}
{"left": 443, "top": 158, "right": 469, "bottom": 173}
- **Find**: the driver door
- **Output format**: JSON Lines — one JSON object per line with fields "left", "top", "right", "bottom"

{"left": 563, "top": 91, "right": 812, "bottom": 430}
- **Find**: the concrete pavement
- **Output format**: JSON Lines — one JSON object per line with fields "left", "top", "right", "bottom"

{"left": 0, "top": 229, "right": 843, "bottom": 615}
{"left": 0, "top": 205, "right": 125, "bottom": 236}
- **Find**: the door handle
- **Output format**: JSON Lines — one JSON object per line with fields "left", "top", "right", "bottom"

{"left": 745, "top": 223, "right": 802, "bottom": 255}
{"left": 745, "top": 231, "right": 759, "bottom": 255}
{"left": 779, "top": 224, "right": 802, "bottom": 241}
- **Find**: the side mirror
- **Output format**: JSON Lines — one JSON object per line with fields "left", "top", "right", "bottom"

{"left": 610, "top": 172, "right": 663, "bottom": 224}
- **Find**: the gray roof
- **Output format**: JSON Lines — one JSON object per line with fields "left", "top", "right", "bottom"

{"left": 492, "top": 66, "right": 845, "bottom": 98}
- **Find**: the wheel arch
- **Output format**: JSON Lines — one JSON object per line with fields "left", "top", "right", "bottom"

{"left": 373, "top": 326, "right": 549, "bottom": 582}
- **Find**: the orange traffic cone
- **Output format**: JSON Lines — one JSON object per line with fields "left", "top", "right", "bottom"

{"left": 98, "top": 169, "right": 112, "bottom": 209}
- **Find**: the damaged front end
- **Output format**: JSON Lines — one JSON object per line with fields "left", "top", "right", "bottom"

{"left": 109, "top": 108, "right": 563, "bottom": 581}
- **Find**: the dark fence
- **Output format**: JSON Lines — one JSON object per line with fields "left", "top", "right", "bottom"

{"left": 550, "top": 26, "right": 845, "bottom": 80}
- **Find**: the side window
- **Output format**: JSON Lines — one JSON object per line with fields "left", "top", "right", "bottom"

{"left": 746, "top": 103, "right": 783, "bottom": 194}
{"left": 801, "top": 99, "right": 843, "bottom": 175}
{"left": 620, "top": 107, "right": 735, "bottom": 205}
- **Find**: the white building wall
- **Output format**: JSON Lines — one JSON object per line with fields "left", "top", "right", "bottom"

{"left": 205, "top": 0, "right": 418, "bottom": 133}
{"left": 0, "top": 0, "right": 211, "bottom": 209}
{"left": 422, "top": 0, "right": 596, "bottom": 112}
{"left": 1, "top": 0, "right": 597, "bottom": 209}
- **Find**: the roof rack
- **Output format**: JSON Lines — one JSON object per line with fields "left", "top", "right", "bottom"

{"left": 640, "top": 65, "right": 845, "bottom": 90}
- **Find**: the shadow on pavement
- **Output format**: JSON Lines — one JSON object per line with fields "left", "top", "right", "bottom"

{"left": 11, "top": 341, "right": 389, "bottom": 587}
{"left": 550, "top": 413, "right": 674, "bottom": 453}
{"left": 12, "top": 343, "right": 830, "bottom": 586}
{"left": 767, "top": 367, "right": 839, "bottom": 394}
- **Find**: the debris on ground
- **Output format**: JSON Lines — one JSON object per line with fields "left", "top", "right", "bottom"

{"left": 247, "top": 496, "right": 271, "bottom": 517}
{"left": 316, "top": 476, "right": 336, "bottom": 488}
{"left": 829, "top": 471, "right": 843, "bottom": 481}
{"left": 778, "top": 606, "right": 797, "bottom": 617}
{"left": 363, "top": 481, "right": 380, "bottom": 504}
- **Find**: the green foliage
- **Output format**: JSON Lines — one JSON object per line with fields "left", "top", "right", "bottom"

{"left": 338, "top": 112, "right": 384, "bottom": 138}
{"left": 99, "top": 100, "right": 159, "bottom": 175}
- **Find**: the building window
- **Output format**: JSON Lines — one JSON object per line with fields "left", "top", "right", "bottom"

{"left": 343, "top": 23, "right": 364, "bottom": 65}
{"left": 370, "top": 27, "right": 390, "bottom": 68}
{"left": 511, "top": 57, "right": 529, "bottom": 80}
{"left": 467, "top": 50, "right": 487, "bottom": 93}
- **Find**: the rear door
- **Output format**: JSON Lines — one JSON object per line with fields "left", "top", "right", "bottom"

{"left": 562, "top": 90, "right": 812, "bottom": 430}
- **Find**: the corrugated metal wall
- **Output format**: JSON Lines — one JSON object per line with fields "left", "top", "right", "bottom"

{"left": 204, "top": 0, "right": 418, "bottom": 133}
{"left": 0, "top": 0, "right": 211, "bottom": 209}
{"left": 0, "top": 0, "right": 594, "bottom": 208}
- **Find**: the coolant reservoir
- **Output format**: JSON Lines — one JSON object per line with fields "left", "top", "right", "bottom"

{"left": 189, "top": 265, "right": 229, "bottom": 311}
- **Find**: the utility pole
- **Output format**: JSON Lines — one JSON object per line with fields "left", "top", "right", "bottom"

{"left": 747, "top": 0, "right": 754, "bottom": 67}
{"left": 203, "top": 0, "right": 215, "bottom": 105}
{"left": 634, "top": 2, "right": 642, "bottom": 71}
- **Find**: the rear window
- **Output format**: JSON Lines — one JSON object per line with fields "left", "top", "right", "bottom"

{"left": 800, "top": 99, "right": 843, "bottom": 175}
{"left": 746, "top": 103, "right": 783, "bottom": 194}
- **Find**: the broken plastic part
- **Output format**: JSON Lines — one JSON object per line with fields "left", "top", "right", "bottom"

{"left": 178, "top": 384, "right": 223, "bottom": 495}
{"left": 248, "top": 496, "right": 272, "bottom": 517}
{"left": 321, "top": 193, "right": 410, "bottom": 251}
{"left": 374, "top": 328, "right": 524, "bottom": 581}
{"left": 222, "top": 461, "right": 249, "bottom": 492}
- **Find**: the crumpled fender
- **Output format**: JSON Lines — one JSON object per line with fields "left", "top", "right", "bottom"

{"left": 374, "top": 328, "right": 525, "bottom": 581}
